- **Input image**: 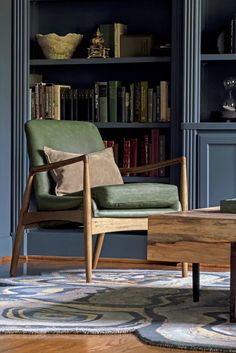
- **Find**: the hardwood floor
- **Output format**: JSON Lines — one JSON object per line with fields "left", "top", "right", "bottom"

{"left": 0, "top": 257, "right": 229, "bottom": 353}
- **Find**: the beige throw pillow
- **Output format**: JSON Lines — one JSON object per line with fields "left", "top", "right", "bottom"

{"left": 44, "top": 146, "right": 124, "bottom": 196}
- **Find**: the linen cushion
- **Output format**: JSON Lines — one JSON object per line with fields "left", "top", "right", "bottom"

{"left": 44, "top": 146, "right": 123, "bottom": 196}
{"left": 92, "top": 183, "right": 179, "bottom": 209}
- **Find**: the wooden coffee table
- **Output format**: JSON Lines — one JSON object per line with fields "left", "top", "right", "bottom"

{"left": 148, "top": 207, "right": 236, "bottom": 322}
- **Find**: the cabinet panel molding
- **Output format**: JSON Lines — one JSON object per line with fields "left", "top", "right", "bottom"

{"left": 198, "top": 132, "right": 236, "bottom": 208}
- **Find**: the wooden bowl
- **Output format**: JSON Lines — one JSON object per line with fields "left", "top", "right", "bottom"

{"left": 36, "top": 33, "right": 83, "bottom": 59}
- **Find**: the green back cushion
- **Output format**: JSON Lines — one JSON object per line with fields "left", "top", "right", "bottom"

{"left": 25, "top": 120, "right": 104, "bottom": 206}
{"left": 92, "top": 183, "right": 179, "bottom": 209}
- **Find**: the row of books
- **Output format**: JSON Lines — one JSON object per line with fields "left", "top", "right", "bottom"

{"left": 104, "top": 129, "right": 167, "bottom": 177}
{"left": 30, "top": 81, "right": 170, "bottom": 123}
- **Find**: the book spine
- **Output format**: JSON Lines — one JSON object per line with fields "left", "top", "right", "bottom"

{"left": 60, "top": 89, "right": 66, "bottom": 120}
{"left": 100, "top": 24, "right": 115, "bottom": 57}
{"left": 159, "top": 135, "right": 166, "bottom": 177}
{"left": 148, "top": 88, "right": 153, "bottom": 122}
{"left": 35, "top": 83, "right": 40, "bottom": 119}
{"left": 125, "top": 92, "right": 130, "bottom": 123}
{"left": 107, "top": 140, "right": 115, "bottom": 148}
{"left": 113, "top": 143, "right": 119, "bottom": 166}
{"left": 94, "top": 83, "right": 100, "bottom": 122}
{"left": 140, "top": 81, "right": 148, "bottom": 122}
{"left": 45, "top": 85, "right": 50, "bottom": 118}
{"left": 152, "top": 91, "right": 157, "bottom": 122}
{"left": 39, "top": 83, "right": 46, "bottom": 119}
{"left": 123, "top": 140, "right": 131, "bottom": 175}
{"left": 108, "top": 81, "right": 121, "bottom": 122}
{"left": 98, "top": 82, "right": 108, "bottom": 122}
{"left": 160, "top": 81, "right": 169, "bottom": 121}
{"left": 129, "top": 83, "right": 134, "bottom": 123}
{"left": 30, "top": 88, "right": 35, "bottom": 120}
{"left": 117, "top": 86, "right": 126, "bottom": 122}
{"left": 53, "top": 85, "right": 60, "bottom": 120}
{"left": 64, "top": 88, "right": 72, "bottom": 120}
{"left": 134, "top": 82, "right": 141, "bottom": 122}
{"left": 150, "top": 129, "right": 159, "bottom": 176}
{"left": 156, "top": 85, "right": 160, "bottom": 121}
{"left": 85, "top": 89, "right": 90, "bottom": 121}
{"left": 130, "top": 138, "right": 138, "bottom": 176}
{"left": 114, "top": 23, "right": 127, "bottom": 57}
{"left": 88, "top": 88, "right": 95, "bottom": 122}
{"left": 141, "top": 134, "right": 149, "bottom": 176}
{"left": 48, "top": 85, "right": 53, "bottom": 119}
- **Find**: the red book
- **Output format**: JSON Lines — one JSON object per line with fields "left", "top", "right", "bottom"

{"left": 123, "top": 140, "right": 131, "bottom": 176}
{"left": 150, "top": 129, "right": 159, "bottom": 176}
{"left": 141, "top": 134, "right": 149, "bottom": 176}
{"left": 159, "top": 135, "right": 166, "bottom": 177}
{"left": 107, "top": 140, "right": 115, "bottom": 148}
{"left": 130, "top": 138, "right": 138, "bottom": 175}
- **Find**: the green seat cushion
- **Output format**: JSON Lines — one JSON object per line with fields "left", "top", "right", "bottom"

{"left": 92, "top": 183, "right": 180, "bottom": 209}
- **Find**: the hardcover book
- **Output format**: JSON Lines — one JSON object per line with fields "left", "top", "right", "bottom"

{"left": 150, "top": 129, "right": 159, "bottom": 176}
{"left": 130, "top": 138, "right": 138, "bottom": 175}
{"left": 140, "top": 81, "right": 148, "bottom": 122}
{"left": 160, "top": 81, "right": 169, "bottom": 121}
{"left": 120, "top": 35, "right": 152, "bottom": 57}
{"left": 117, "top": 86, "right": 126, "bottom": 122}
{"left": 98, "top": 82, "right": 108, "bottom": 122}
{"left": 159, "top": 134, "right": 166, "bottom": 176}
{"left": 108, "top": 81, "right": 121, "bottom": 122}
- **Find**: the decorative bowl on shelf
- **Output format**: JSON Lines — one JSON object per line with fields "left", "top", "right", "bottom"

{"left": 36, "top": 33, "right": 83, "bottom": 59}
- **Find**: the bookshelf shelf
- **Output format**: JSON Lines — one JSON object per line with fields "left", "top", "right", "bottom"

{"left": 201, "top": 54, "right": 236, "bottom": 61}
{"left": 30, "top": 57, "right": 171, "bottom": 67}
{"left": 95, "top": 122, "right": 170, "bottom": 129}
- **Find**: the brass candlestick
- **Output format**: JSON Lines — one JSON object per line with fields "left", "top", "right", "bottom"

{"left": 87, "top": 28, "right": 110, "bottom": 58}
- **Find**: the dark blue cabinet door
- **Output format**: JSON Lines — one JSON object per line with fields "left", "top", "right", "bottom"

{"left": 198, "top": 131, "right": 236, "bottom": 208}
{"left": 0, "top": 0, "right": 12, "bottom": 255}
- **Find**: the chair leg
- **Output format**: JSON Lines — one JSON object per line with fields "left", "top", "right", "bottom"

{"left": 84, "top": 227, "right": 93, "bottom": 283}
{"left": 93, "top": 233, "right": 105, "bottom": 269}
{"left": 10, "top": 223, "right": 25, "bottom": 277}
{"left": 182, "top": 262, "right": 188, "bottom": 277}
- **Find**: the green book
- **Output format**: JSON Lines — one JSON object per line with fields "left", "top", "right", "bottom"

{"left": 100, "top": 24, "right": 115, "bottom": 56}
{"left": 140, "top": 81, "right": 148, "bottom": 122}
{"left": 108, "top": 81, "right": 121, "bottom": 122}
{"left": 129, "top": 83, "right": 134, "bottom": 123}
{"left": 98, "top": 82, "right": 108, "bottom": 123}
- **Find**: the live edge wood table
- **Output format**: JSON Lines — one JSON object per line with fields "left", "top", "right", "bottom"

{"left": 147, "top": 207, "right": 236, "bottom": 322}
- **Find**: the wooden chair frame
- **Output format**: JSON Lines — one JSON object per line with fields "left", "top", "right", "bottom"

{"left": 10, "top": 155, "right": 188, "bottom": 282}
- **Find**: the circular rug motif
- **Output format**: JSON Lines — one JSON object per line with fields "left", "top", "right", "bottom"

{"left": 0, "top": 269, "right": 235, "bottom": 352}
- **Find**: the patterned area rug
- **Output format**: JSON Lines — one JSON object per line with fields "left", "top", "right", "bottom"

{"left": 0, "top": 269, "right": 235, "bottom": 352}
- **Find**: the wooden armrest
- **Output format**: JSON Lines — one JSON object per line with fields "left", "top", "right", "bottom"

{"left": 30, "top": 154, "right": 88, "bottom": 175}
{"left": 120, "top": 157, "right": 186, "bottom": 174}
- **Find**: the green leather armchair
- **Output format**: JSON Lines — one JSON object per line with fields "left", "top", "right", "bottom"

{"left": 10, "top": 120, "right": 188, "bottom": 282}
